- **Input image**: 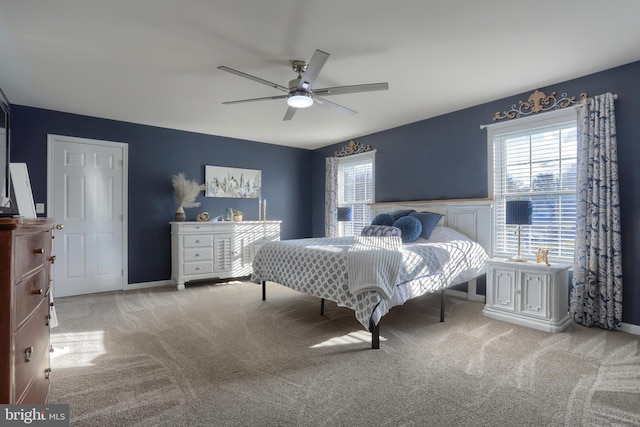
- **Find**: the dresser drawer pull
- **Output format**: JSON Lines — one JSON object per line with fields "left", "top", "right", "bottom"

{"left": 195, "top": 239, "right": 201, "bottom": 243}
{"left": 32, "top": 289, "right": 44, "bottom": 295}
{"left": 45, "top": 368, "right": 52, "bottom": 380}
{"left": 25, "top": 346, "right": 34, "bottom": 363}
{"left": 49, "top": 255, "right": 56, "bottom": 264}
{"left": 46, "top": 314, "right": 51, "bottom": 326}
{"left": 33, "top": 248, "right": 45, "bottom": 254}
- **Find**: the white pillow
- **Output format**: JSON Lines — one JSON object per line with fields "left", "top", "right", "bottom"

{"left": 418, "top": 226, "right": 471, "bottom": 243}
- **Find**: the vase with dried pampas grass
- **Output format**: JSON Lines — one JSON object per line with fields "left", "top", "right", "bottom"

{"left": 172, "top": 173, "right": 205, "bottom": 221}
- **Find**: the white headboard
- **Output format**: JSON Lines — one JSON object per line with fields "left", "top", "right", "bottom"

{"left": 370, "top": 199, "right": 494, "bottom": 256}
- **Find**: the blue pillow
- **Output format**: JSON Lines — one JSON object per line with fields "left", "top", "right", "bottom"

{"left": 371, "top": 213, "right": 394, "bottom": 226}
{"left": 409, "top": 211, "right": 444, "bottom": 239}
{"left": 388, "top": 209, "right": 416, "bottom": 221}
{"left": 392, "top": 216, "right": 422, "bottom": 243}
{"left": 361, "top": 225, "right": 402, "bottom": 237}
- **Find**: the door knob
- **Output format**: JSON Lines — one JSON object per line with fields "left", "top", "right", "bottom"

{"left": 56, "top": 224, "right": 64, "bottom": 230}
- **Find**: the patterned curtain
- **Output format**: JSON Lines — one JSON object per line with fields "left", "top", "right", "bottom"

{"left": 325, "top": 157, "right": 338, "bottom": 237}
{"left": 570, "top": 92, "right": 623, "bottom": 330}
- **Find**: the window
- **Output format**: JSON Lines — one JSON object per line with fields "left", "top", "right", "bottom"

{"left": 489, "top": 109, "right": 577, "bottom": 262}
{"left": 337, "top": 151, "right": 375, "bottom": 237}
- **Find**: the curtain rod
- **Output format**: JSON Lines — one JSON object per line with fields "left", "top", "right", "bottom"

{"left": 480, "top": 93, "right": 618, "bottom": 130}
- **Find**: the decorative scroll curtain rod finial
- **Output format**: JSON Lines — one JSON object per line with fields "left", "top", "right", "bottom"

{"left": 479, "top": 90, "right": 617, "bottom": 129}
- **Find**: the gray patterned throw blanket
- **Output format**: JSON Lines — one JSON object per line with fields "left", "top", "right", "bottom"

{"left": 250, "top": 234, "right": 487, "bottom": 331}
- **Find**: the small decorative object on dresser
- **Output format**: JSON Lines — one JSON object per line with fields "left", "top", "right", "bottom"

{"left": 172, "top": 173, "right": 205, "bottom": 221}
{"left": 1, "top": 217, "right": 54, "bottom": 403}
{"left": 170, "top": 220, "right": 281, "bottom": 290}
{"left": 196, "top": 212, "right": 209, "bottom": 222}
{"left": 483, "top": 258, "right": 572, "bottom": 332}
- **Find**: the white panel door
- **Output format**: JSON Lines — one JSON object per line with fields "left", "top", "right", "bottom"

{"left": 48, "top": 135, "right": 128, "bottom": 298}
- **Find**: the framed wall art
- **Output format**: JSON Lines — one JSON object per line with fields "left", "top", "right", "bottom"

{"left": 205, "top": 165, "right": 261, "bottom": 198}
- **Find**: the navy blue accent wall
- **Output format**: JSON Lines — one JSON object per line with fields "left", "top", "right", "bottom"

{"left": 312, "top": 60, "right": 640, "bottom": 328}
{"left": 10, "top": 106, "right": 312, "bottom": 284}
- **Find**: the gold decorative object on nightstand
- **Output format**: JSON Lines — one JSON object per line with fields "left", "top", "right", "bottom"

{"left": 536, "top": 248, "right": 550, "bottom": 266}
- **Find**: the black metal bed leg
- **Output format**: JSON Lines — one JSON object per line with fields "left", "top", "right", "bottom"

{"left": 320, "top": 298, "right": 325, "bottom": 315}
{"left": 440, "top": 288, "right": 445, "bottom": 322}
{"left": 262, "top": 281, "right": 266, "bottom": 301}
{"left": 372, "top": 323, "right": 380, "bottom": 349}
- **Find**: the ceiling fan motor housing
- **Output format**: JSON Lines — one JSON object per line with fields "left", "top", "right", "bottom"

{"left": 218, "top": 49, "right": 388, "bottom": 119}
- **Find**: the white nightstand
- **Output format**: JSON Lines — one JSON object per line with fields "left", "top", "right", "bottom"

{"left": 483, "top": 258, "right": 572, "bottom": 332}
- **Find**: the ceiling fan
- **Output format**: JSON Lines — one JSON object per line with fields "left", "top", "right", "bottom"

{"left": 218, "top": 49, "right": 389, "bottom": 121}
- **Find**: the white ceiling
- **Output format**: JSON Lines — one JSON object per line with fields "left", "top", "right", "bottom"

{"left": 1, "top": 1, "right": 639, "bottom": 150}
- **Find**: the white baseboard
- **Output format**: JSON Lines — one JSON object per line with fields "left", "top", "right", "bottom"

{"left": 621, "top": 322, "right": 640, "bottom": 336}
{"left": 126, "top": 280, "right": 174, "bottom": 291}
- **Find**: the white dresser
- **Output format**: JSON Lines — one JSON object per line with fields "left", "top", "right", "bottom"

{"left": 483, "top": 258, "right": 572, "bottom": 332}
{"left": 170, "top": 221, "right": 281, "bottom": 290}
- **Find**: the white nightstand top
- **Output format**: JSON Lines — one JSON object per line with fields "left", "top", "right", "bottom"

{"left": 486, "top": 257, "right": 572, "bottom": 271}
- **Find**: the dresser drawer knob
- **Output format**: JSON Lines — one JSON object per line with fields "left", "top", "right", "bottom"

{"left": 49, "top": 255, "right": 56, "bottom": 264}
{"left": 45, "top": 368, "right": 52, "bottom": 380}
{"left": 32, "top": 289, "right": 44, "bottom": 295}
{"left": 25, "top": 346, "right": 34, "bottom": 362}
{"left": 33, "top": 248, "right": 44, "bottom": 254}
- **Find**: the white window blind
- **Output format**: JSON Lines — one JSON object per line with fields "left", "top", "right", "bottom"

{"left": 337, "top": 151, "right": 375, "bottom": 237}
{"left": 490, "top": 110, "right": 577, "bottom": 262}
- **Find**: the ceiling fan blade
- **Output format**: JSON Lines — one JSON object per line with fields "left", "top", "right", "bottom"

{"left": 217, "top": 66, "right": 290, "bottom": 93}
{"left": 298, "top": 49, "right": 329, "bottom": 90}
{"left": 222, "top": 94, "right": 288, "bottom": 105}
{"left": 283, "top": 106, "right": 297, "bottom": 121}
{"left": 313, "top": 82, "right": 389, "bottom": 97}
{"left": 313, "top": 96, "right": 357, "bottom": 115}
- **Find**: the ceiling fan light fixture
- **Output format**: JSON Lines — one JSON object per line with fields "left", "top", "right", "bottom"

{"left": 287, "top": 91, "right": 314, "bottom": 108}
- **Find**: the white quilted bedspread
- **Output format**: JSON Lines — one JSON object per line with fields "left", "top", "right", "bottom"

{"left": 250, "top": 227, "right": 488, "bottom": 331}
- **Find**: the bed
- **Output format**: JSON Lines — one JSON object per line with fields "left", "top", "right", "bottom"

{"left": 250, "top": 199, "right": 493, "bottom": 348}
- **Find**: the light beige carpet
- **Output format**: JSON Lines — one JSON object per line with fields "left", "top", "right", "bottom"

{"left": 49, "top": 281, "right": 640, "bottom": 426}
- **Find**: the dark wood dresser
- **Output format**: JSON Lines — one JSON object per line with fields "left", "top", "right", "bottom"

{"left": 0, "top": 217, "right": 54, "bottom": 403}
